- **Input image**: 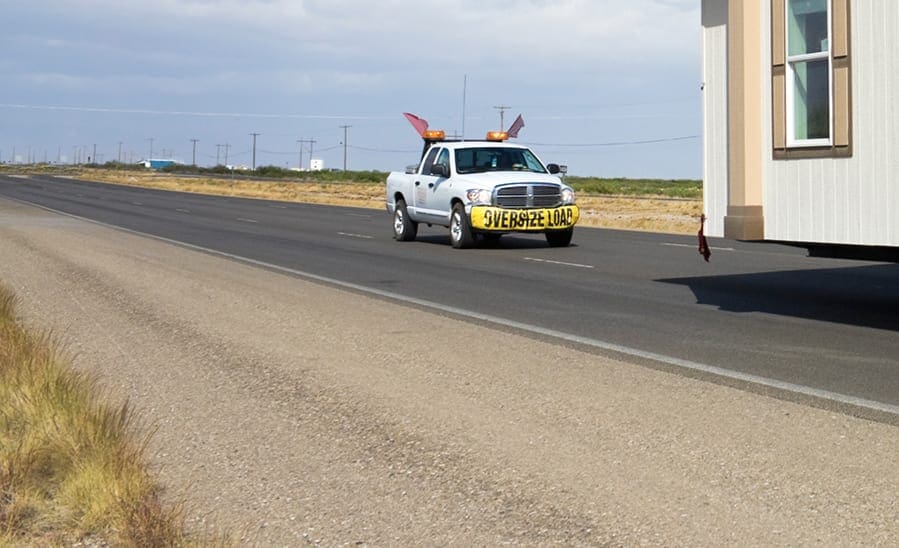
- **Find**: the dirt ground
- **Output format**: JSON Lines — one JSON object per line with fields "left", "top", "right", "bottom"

{"left": 75, "top": 169, "right": 704, "bottom": 235}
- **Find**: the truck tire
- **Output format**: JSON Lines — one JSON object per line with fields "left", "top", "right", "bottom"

{"left": 393, "top": 199, "right": 418, "bottom": 241}
{"left": 449, "top": 203, "right": 475, "bottom": 249}
{"left": 545, "top": 228, "right": 574, "bottom": 247}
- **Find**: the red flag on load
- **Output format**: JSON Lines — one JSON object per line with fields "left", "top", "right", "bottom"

{"left": 698, "top": 214, "right": 711, "bottom": 262}
{"left": 403, "top": 112, "right": 430, "bottom": 137}
{"left": 507, "top": 114, "right": 525, "bottom": 138}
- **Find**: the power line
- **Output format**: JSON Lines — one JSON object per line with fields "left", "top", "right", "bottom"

{"left": 0, "top": 103, "right": 398, "bottom": 121}
{"left": 523, "top": 135, "right": 700, "bottom": 148}
{"left": 348, "top": 145, "right": 418, "bottom": 154}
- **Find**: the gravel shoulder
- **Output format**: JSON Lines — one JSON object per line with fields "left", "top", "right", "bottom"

{"left": 1, "top": 197, "right": 897, "bottom": 545}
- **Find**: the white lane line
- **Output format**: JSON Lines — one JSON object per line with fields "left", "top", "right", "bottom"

{"left": 525, "top": 257, "right": 594, "bottom": 269}
{"left": 175, "top": 208, "right": 191, "bottom": 213}
{"left": 662, "top": 242, "right": 735, "bottom": 252}
{"left": 269, "top": 205, "right": 287, "bottom": 209}
{"left": 131, "top": 201, "right": 142, "bottom": 205}
{"left": 337, "top": 232, "right": 373, "bottom": 239}
{"left": 346, "top": 213, "right": 372, "bottom": 218}
{"left": 237, "top": 218, "right": 259, "bottom": 223}
{"left": 12, "top": 198, "right": 899, "bottom": 420}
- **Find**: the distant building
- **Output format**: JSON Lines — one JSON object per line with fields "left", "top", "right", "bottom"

{"left": 310, "top": 158, "right": 324, "bottom": 171}
{"left": 138, "top": 159, "right": 178, "bottom": 170}
{"left": 702, "top": 0, "right": 898, "bottom": 248}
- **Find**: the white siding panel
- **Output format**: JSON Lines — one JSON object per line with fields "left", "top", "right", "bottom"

{"left": 763, "top": 0, "right": 899, "bottom": 246}
{"left": 702, "top": 0, "right": 728, "bottom": 237}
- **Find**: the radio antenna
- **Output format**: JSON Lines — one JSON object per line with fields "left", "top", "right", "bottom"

{"left": 461, "top": 74, "right": 467, "bottom": 140}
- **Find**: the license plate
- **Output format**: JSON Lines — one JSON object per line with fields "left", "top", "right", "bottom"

{"left": 470, "top": 205, "right": 579, "bottom": 231}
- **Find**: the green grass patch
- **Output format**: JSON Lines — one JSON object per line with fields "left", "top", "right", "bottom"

{"left": 566, "top": 176, "right": 702, "bottom": 199}
{"left": 0, "top": 283, "right": 222, "bottom": 546}
{"left": 161, "top": 163, "right": 389, "bottom": 184}
{"left": 1, "top": 163, "right": 703, "bottom": 199}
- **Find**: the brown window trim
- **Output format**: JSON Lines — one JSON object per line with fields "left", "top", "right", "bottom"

{"left": 773, "top": 145, "right": 852, "bottom": 160}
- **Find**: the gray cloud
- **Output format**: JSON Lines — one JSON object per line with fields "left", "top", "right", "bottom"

{"left": 2, "top": 0, "right": 703, "bottom": 177}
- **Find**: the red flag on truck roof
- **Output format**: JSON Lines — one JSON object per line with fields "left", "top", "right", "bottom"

{"left": 403, "top": 112, "right": 430, "bottom": 137}
{"left": 507, "top": 114, "right": 525, "bottom": 138}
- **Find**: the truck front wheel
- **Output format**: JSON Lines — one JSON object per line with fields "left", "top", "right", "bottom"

{"left": 449, "top": 203, "right": 475, "bottom": 249}
{"left": 545, "top": 228, "right": 574, "bottom": 247}
{"left": 393, "top": 199, "right": 418, "bottom": 241}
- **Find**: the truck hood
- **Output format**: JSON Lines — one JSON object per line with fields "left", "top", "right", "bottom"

{"left": 453, "top": 171, "right": 567, "bottom": 189}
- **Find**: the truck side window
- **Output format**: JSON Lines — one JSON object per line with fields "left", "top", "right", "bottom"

{"left": 420, "top": 148, "right": 439, "bottom": 175}
{"left": 435, "top": 149, "right": 450, "bottom": 171}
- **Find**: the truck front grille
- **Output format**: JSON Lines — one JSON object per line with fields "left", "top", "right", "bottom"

{"left": 494, "top": 184, "right": 562, "bottom": 208}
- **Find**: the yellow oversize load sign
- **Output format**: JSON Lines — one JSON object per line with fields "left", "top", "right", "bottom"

{"left": 470, "top": 205, "right": 579, "bottom": 232}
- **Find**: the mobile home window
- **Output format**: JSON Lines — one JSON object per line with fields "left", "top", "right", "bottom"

{"left": 772, "top": 0, "right": 850, "bottom": 158}
{"left": 786, "top": 0, "right": 831, "bottom": 146}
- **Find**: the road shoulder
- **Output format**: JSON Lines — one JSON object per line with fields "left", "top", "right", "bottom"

{"left": 1, "top": 197, "right": 896, "bottom": 545}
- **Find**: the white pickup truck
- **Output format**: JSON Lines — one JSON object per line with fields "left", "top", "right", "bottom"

{"left": 386, "top": 135, "right": 579, "bottom": 248}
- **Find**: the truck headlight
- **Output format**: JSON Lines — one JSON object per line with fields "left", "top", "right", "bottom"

{"left": 561, "top": 188, "right": 576, "bottom": 205}
{"left": 466, "top": 188, "right": 493, "bottom": 205}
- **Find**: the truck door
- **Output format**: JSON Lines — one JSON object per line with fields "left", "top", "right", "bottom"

{"left": 414, "top": 147, "right": 450, "bottom": 223}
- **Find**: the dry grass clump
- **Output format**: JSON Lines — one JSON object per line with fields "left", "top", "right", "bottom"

{"left": 80, "top": 170, "right": 384, "bottom": 209}
{"left": 577, "top": 195, "right": 703, "bottom": 234}
{"left": 0, "top": 284, "right": 208, "bottom": 546}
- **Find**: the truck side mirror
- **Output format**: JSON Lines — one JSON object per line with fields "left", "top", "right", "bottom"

{"left": 406, "top": 165, "right": 418, "bottom": 174}
{"left": 547, "top": 163, "right": 561, "bottom": 174}
{"left": 430, "top": 163, "right": 449, "bottom": 178}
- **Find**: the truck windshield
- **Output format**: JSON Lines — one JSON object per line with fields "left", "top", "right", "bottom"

{"left": 455, "top": 147, "right": 547, "bottom": 174}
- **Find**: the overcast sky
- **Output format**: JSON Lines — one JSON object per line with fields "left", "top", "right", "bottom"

{"left": 1, "top": 0, "right": 701, "bottom": 178}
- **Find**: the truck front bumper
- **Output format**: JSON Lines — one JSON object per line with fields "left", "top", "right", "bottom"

{"left": 469, "top": 205, "right": 579, "bottom": 232}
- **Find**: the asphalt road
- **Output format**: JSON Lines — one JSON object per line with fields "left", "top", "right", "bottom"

{"left": 1, "top": 174, "right": 897, "bottom": 416}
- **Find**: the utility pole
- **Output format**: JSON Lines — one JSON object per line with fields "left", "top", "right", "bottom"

{"left": 339, "top": 125, "right": 351, "bottom": 171}
{"left": 117, "top": 142, "right": 123, "bottom": 163}
{"left": 295, "top": 138, "right": 317, "bottom": 170}
{"left": 296, "top": 139, "right": 303, "bottom": 170}
{"left": 190, "top": 138, "right": 199, "bottom": 166}
{"left": 92, "top": 144, "right": 97, "bottom": 165}
{"left": 147, "top": 137, "right": 154, "bottom": 161}
{"left": 250, "top": 133, "right": 260, "bottom": 170}
{"left": 224, "top": 143, "right": 230, "bottom": 166}
{"left": 215, "top": 144, "right": 222, "bottom": 166}
{"left": 493, "top": 105, "right": 510, "bottom": 131}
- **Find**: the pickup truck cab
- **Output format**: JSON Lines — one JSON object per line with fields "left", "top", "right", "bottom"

{"left": 386, "top": 135, "right": 579, "bottom": 248}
